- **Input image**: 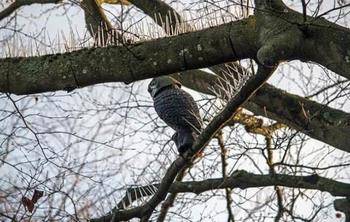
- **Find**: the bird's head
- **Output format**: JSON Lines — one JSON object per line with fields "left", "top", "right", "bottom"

{"left": 148, "top": 76, "right": 181, "bottom": 98}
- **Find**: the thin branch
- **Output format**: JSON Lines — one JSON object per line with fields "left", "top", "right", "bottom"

{"left": 301, "top": 0, "right": 307, "bottom": 22}
{"left": 0, "top": 0, "right": 62, "bottom": 21}
{"left": 315, "top": 3, "right": 350, "bottom": 19}
{"left": 91, "top": 65, "right": 276, "bottom": 222}
{"left": 217, "top": 131, "right": 235, "bottom": 222}
{"left": 156, "top": 167, "right": 188, "bottom": 222}
{"left": 177, "top": 68, "right": 350, "bottom": 153}
{"left": 265, "top": 136, "right": 284, "bottom": 222}
{"left": 130, "top": 0, "right": 350, "bottom": 155}
{"left": 6, "top": 93, "right": 50, "bottom": 161}
{"left": 94, "top": 171, "right": 350, "bottom": 207}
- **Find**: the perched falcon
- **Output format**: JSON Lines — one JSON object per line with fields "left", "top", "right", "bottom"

{"left": 148, "top": 76, "right": 202, "bottom": 154}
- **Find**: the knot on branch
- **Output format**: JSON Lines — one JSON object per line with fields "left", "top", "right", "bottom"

{"left": 232, "top": 169, "right": 247, "bottom": 177}
{"left": 256, "top": 10, "right": 304, "bottom": 67}
{"left": 303, "top": 174, "right": 319, "bottom": 184}
{"left": 230, "top": 170, "right": 249, "bottom": 189}
{"left": 257, "top": 28, "right": 303, "bottom": 67}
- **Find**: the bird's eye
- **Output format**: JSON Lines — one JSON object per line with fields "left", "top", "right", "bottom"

{"left": 150, "top": 81, "right": 156, "bottom": 88}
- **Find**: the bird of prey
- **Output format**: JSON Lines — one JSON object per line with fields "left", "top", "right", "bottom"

{"left": 148, "top": 76, "right": 202, "bottom": 154}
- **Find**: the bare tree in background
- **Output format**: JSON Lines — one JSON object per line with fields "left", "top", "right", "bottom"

{"left": 0, "top": 0, "right": 350, "bottom": 221}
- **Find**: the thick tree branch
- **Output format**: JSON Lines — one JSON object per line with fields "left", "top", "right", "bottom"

{"left": 129, "top": 0, "right": 350, "bottom": 152}
{"left": 0, "top": 18, "right": 256, "bottom": 95}
{"left": 174, "top": 69, "right": 350, "bottom": 153}
{"left": 250, "top": 84, "right": 350, "bottom": 153}
{"left": 91, "top": 65, "right": 275, "bottom": 222}
{"left": 301, "top": 20, "right": 350, "bottom": 81}
{"left": 2, "top": 3, "right": 350, "bottom": 94}
{"left": 254, "top": 4, "right": 350, "bottom": 79}
{"left": 104, "top": 170, "right": 350, "bottom": 211}
{"left": 172, "top": 170, "right": 350, "bottom": 197}
{"left": 2, "top": 2, "right": 349, "bottom": 155}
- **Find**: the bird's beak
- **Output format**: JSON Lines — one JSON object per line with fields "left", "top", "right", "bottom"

{"left": 150, "top": 89, "right": 158, "bottom": 97}
{"left": 148, "top": 85, "right": 158, "bottom": 97}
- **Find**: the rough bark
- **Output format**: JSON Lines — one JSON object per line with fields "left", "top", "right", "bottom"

{"left": 168, "top": 170, "right": 350, "bottom": 197}
{"left": 1, "top": 1, "right": 350, "bottom": 221}
{"left": 1, "top": 2, "right": 350, "bottom": 94}
{"left": 1, "top": 0, "right": 349, "bottom": 152}
{"left": 91, "top": 66, "right": 275, "bottom": 222}
{"left": 0, "top": 18, "right": 256, "bottom": 95}
{"left": 92, "top": 170, "right": 350, "bottom": 222}
{"left": 174, "top": 70, "right": 350, "bottom": 153}
{"left": 254, "top": 1, "right": 350, "bottom": 79}
{"left": 250, "top": 84, "right": 350, "bottom": 152}
{"left": 128, "top": 0, "right": 350, "bottom": 153}
{"left": 127, "top": 0, "right": 350, "bottom": 153}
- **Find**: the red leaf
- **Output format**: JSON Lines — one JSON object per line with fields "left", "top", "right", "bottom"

{"left": 32, "top": 190, "right": 44, "bottom": 204}
{"left": 21, "top": 190, "right": 43, "bottom": 213}
{"left": 21, "top": 196, "right": 34, "bottom": 213}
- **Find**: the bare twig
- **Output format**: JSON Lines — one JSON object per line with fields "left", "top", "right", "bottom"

{"left": 0, "top": 0, "right": 62, "bottom": 21}
{"left": 217, "top": 131, "right": 235, "bottom": 222}
{"left": 91, "top": 65, "right": 276, "bottom": 221}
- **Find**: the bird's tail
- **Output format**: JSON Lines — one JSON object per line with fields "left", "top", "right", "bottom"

{"left": 173, "top": 129, "right": 196, "bottom": 154}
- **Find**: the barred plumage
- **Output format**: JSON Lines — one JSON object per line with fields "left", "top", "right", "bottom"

{"left": 153, "top": 88, "right": 201, "bottom": 132}
{"left": 148, "top": 76, "right": 202, "bottom": 154}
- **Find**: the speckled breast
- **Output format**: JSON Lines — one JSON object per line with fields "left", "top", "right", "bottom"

{"left": 153, "top": 88, "right": 202, "bottom": 132}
